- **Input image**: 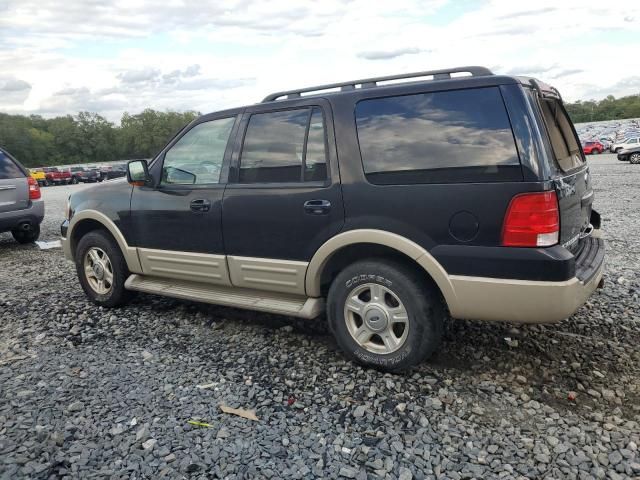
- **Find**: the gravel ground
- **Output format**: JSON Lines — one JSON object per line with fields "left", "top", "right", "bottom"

{"left": 1, "top": 155, "right": 639, "bottom": 480}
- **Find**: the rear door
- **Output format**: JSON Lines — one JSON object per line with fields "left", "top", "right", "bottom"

{"left": 0, "top": 149, "right": 28, "bottom": 213}
{"left": 536, "top": 96, "right": 592, "bottom": 253}
{"left": 222, "top": 100, "right": 343, "bottom": 295}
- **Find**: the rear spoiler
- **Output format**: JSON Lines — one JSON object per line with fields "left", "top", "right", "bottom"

{"left": 529, "top": 78, "right": 562, "bottom": 102}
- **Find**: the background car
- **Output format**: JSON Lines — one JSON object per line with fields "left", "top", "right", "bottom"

{"left": 611, "top": 137, "right": 640, "bottom": 153}
{"left": 582, "top": 141, "right": 604, "bottom": 154}
{"left": 617, "top": 145, "right": 640, "bottom": 164}
{"left": 67, "top": 166, "right": 99, "bottom": 183}
{"left": 43, "top": 166, "right": 71, "bottom": 185}
{"left": 0, "top": 147, "right": 44, "bottom": 243}
{"left": 102, "top": 163, "right": 128, "bottom": 180}
{"left": 28, "top": 168, "right": 46, "bottom": 186}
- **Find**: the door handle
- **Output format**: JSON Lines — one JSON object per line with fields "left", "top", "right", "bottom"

{"left": 190, "top": 199, "right": 211, "bottom": 212}
{"left": 304, "top": 199, "right": 331, "bottom": 215}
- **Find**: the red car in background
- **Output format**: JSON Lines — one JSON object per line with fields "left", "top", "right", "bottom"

{"left": 582, "top": 141, "right": 604, "bottom": 155}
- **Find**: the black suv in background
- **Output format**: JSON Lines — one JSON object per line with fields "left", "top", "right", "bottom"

{"left": 61, "top": 66, "right": 605, "bottom": 371}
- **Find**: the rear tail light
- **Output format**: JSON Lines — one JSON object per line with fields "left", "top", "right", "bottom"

{"left": 501, "top": 191, "right": 559, "bottom": 247}
{"left": 27, "top": 176, "right": 41, "bottom": 200}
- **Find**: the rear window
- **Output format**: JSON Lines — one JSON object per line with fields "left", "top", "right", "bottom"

{"left": 355, "top": 87, "right": 521, "bottom": 184}
{"left": 0, "top": 151, "right": 25, "bottom": 179}
{"left": 539, "top": 99, "right": 583, "bottom": 172}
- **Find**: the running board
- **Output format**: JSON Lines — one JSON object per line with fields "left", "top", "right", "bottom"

{"left": 124, "top": 274, "right": 324, "bottom": 319}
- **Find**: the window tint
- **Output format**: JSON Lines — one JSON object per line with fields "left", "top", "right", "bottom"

{"left": 162, "top": 117, "right": 235, "bottom": 185}
{"left": 0, "top": 151, "right": 25, "bottom": 180}
{"left": 238, "top": 107, "right": 328, "bottom": 183}
{"left": 355, "top": 87, "right": 521, "bottom": 184}
{"left": 539, "top": 99, "right": 583, "bottom": 172}
{"left": 239, "top": 109, "right": 308, "bottom": 183}
{"left": 304, "top": 107, "right": 327, "bottom": 181}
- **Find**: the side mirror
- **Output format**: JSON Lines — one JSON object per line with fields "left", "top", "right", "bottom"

{"left": 127, "top": 160, "right": 151, "bottom": 186}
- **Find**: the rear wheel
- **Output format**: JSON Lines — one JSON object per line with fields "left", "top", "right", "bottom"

{"left": 12, "top": 224, "right": 40, "bottom": 244}
{"left": 594, "top": 148, "right": 601, "bottom": 154}
{"left": 75, "top": 230, "right": 134, "bottom": 307}
{"left": 630, "top": 153, "right": 640, "bottom": 164}
{"left": 327, "top": 259, "right": 445, "bottom": 371}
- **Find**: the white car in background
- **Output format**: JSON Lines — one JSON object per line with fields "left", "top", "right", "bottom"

{"left": 611, "top": 137, "right": 640, "bottom": 153}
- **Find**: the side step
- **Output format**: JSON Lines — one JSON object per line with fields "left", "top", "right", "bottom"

{"left": 124, "top": 274, "right": 325, "bottom": 319}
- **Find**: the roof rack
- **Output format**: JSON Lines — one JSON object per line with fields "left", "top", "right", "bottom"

{"left": 262, "top": 66, "right": 493, "bottom": 102}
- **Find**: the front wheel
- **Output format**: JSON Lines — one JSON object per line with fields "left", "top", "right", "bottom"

{"left": 75, "top": 230, "right": 134, "bottom": 307}
{"left": 327, "top": 259, "right": 445, "bottom": 372}
{"left": 71, "top": 177, "right": 78, "bottom": 185}
{"left": 630, "top": 153, "right": 640, "bottom": 164}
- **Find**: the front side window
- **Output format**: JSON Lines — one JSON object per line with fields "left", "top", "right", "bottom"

{"left": 161, "top": 117, "right": 236, "bottom": 185}
{"left": 238, "top": 107, "right": 327, "bottom": 183}
{"left": 355, "top": 87, "right": 521, "bottom": 184}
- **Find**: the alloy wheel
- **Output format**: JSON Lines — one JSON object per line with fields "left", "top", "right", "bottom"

{"left": 84, "top": 247, "right": 114, "bottom": 295}
{"left": 344, "top": 283, "right": 409, "bottom": 354}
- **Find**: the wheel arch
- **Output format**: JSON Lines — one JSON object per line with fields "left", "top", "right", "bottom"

{"left": 305, "top": 229, "right": 458, "bottom": 309}
{"left": 68, "top": 210, "right": 142, "bottom": 273}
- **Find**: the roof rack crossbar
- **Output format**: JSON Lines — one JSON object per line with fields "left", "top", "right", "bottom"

{"left": 262, "top": 66, "right": 493, "bottom": 102}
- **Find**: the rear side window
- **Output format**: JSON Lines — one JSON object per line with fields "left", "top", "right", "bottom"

{"left": 355, "top": 87, "right": 521, "bottom": 184}
{"left": 539, "top": 99, "right": 583, "bottom": 172}
{"left": 0, "top": 151, "right": 25, "bottom": 180}
{"left": 239, "top": 107, "right": 327, "bottom": 184}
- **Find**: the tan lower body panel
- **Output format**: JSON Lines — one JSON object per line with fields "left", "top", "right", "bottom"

{"left": 448, "top": 261, "right": 605, "bottom": 324}
{"left": 137, "top": 248, "right": 231, "bottom": 286}
{"left": 124, "top": 274, "right": 324, "bottom": 319}
{"left": 227, "top": 256, "right": 308, "bottom": 295}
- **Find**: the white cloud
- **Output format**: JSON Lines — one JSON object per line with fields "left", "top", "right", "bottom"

{"left": 0, "top": 0, "right": 638, "bottom": 120}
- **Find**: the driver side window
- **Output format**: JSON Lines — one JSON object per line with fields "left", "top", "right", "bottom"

{"left": 162, "top": 117, "right": 236, "bottom": 185}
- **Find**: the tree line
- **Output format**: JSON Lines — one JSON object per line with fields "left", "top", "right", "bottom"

{"left": 0, "top": 109, "right": 199, "bottom": 168}
{"left": 1, "top": 93, "right": 640, "bottom": 167}
{"left": 564, "top": 94, "right": 640, "bottom": 124}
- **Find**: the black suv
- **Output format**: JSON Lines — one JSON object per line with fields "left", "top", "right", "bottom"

{"left": 61, "top": 66, "right": 605, "bottom": 371}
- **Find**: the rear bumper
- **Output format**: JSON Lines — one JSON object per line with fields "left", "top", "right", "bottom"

{"left": 447, "top": 234, "right": 605, "bottom": 324}
{"left": 0, "top": 200, "right": 44, "bottom": 233}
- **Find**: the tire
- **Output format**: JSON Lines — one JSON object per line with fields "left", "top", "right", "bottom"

{"left": 44, "top": 179, "right": 50, "bottom": 187}
{"left": 71, "top": 177, "right": 78, "bottom": 185}
{"left": 75, "top": 230, "right": 134, "bottom": 308}
{"left": 630, "top": 153, "right": 640, "bottom": 164}
{"left": 11, "top": 224, "right": 40, "bottom": 244}
{"left": 594, "top": 148, "right": 601, "bottom": 155}
{"left": 327, "top": 259, "right": 445, "bottom": 372}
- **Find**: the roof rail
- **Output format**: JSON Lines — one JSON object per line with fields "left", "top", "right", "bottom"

{"left": 262, "top": 66, "right": 493, "bottom": 102}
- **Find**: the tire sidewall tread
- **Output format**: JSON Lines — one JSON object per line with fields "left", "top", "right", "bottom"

{"left": 327, "top": 259, "right": 444, "bottom": 372}
{"left": 75, "top": 230, "right": 133, "bottom": 308}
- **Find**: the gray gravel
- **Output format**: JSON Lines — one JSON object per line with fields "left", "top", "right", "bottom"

{"left": 1, "top": 155, "right": 639, "bottom": 479}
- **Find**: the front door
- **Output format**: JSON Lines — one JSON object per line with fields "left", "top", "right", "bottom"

{"left": 129, "top": 113, "right": 241, "bottom": 285}
{"left": 222, "top": 100, "right": 344, "bottom": 295}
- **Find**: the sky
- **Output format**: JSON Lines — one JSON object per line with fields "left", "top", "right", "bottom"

{"left": 0, "top": 0, "right": 639, "bottom": 122}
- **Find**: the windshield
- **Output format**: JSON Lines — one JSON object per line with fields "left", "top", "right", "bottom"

{"left": 539, "top": 98, "right": 584, "bottom": 172}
